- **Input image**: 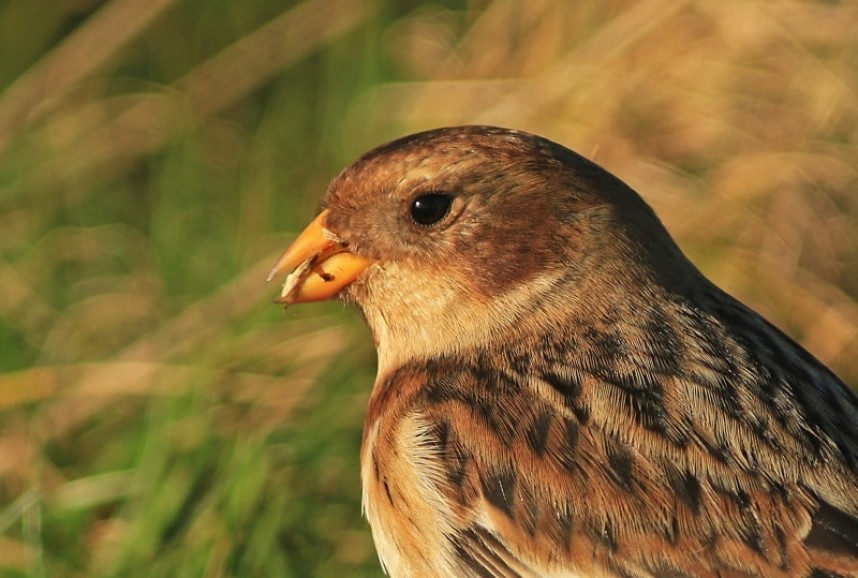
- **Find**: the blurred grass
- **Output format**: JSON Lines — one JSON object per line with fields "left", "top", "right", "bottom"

{"left": 0, "top": 0, "right": 856, "bottom": 576}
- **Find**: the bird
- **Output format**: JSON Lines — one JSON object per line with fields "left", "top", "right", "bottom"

{"left": 267, "top": 126, "right": 858, "bottom": 577}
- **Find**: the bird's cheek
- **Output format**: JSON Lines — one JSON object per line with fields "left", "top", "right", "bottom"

{"left": 453, "top": 245, "right": 545, "bottom": 299}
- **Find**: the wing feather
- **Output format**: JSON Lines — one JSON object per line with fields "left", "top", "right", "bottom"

{"left": 364, "top": 290, "right": 858, "bottom": 577}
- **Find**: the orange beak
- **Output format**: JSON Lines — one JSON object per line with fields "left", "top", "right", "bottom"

{"left": 267, "top": 209, "right": 371, "bottom": 305}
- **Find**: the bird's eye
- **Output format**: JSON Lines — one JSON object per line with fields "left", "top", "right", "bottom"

{"left": 410, "top": 193, "right": 452, "bottom": 226}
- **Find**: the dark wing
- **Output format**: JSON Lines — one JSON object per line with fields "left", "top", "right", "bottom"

{"left": 806, "top": 499, "right": 858, "bottom": 575}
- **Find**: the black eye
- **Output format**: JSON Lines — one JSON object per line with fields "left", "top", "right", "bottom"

{"left": 410, "top": 193, "right": 452, "bottom": 226}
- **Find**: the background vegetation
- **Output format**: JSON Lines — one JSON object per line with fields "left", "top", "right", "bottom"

{"left": 0, "top": 0, "right": 856, "bottom": 576}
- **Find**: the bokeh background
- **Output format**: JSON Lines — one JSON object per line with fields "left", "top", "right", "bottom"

{"left": 1, "top": 0, "right": 857, "bottom": 576}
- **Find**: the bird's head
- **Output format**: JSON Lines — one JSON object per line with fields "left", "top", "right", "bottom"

{"left": 269, "top": 126, "right": 698, "bottom": 370}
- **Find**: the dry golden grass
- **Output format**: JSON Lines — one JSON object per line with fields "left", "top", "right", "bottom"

{"left": 0, "top": 0, "right": 856, "bottom": 576}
